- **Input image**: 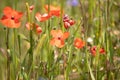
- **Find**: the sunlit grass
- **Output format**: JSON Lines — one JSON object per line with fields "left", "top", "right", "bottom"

{"left": 0, "top": 0, "right": 120, "bottom": 80}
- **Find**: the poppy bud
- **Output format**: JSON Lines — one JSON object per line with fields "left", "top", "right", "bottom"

{"left": 64, "top": 22, "right": 70, "bottom": 29}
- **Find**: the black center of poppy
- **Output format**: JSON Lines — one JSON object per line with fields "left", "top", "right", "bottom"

{"left": 11, "top": 16, "right": 14, "bottom": 20}
{"left": 93, "top": 48, "right": 96, "bottom": 51}
{"left": 58, "top": 37, "right": 61, "bottom": 40}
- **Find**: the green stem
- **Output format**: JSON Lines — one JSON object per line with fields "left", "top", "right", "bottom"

{"left": 47, "top": 0, "right": 51, "bottom": 37}
{"left": 46, "top": 0, "right": 52, "bottom": 78}
{"left": 6, "top": 28, "right": 10, "bottom": 80}
{"left": 30, "top": 29, "right": 33, "bottom": 60}
{"left": 26, "top": 3, "right": 33, "bottom": 78}
{"left": 14, "top": 0, "right": 18, "bottom": 9}
{"left": 18, "top": 35, "right": 21, "bottom": 58}
{"left": 12, "top": 29, "right": 17, "bottom": 80}
{"left": 98, "top": 0, "right": 101, "bottom": 40}
{"left": 61, "top": 0, "right": 64, "bottom": 31}
{"left": 106, "top": 0, "right": 110, "bottom": 79}
{"left": 13, "top": 1, "right": 18, "bottom": 79}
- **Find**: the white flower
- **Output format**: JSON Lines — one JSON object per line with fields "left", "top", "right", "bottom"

{"left": 87, "top": 37, "right": 93, "bottom": 43}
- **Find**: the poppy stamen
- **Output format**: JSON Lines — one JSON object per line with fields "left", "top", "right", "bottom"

{"left": 11, "top": 16, "right": 14, "bottom": 20}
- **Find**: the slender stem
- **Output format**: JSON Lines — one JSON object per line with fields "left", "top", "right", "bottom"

{"left": 47, "top": 0, "right": 52, "bottom": 78}
{"left": 48, "top": 0, "right": 50, "bottom": 25}
{"left": 26, "top": 3, "right": 33, "bottom": 78}
{"left": 12, "top": 28, "right": 17, "bottom": 80}
{"left": 47, "top": 0, "right": 51, "bottom": 37}
{"left": 18, "top": 35, "right": 21, "bottom": 58}
{"left": 6, "top": 28, "right": 10, "bottom": 80}
{"left": 30, "top": 29, "right": 33, "bottom": 61}
{"left": 60, "top": 0, "right": 64, "bottom": 31}
{"left": 106, "top": 0, "right": 110, "bottom": 79}
{"left": 13, "top": 1, "right": 18, "bottom": 79}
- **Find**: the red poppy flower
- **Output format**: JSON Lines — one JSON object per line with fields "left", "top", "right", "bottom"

{"left": 99, "top": 48, "right": 105, "bottom": 54}
{"left": 0, "top": 7, "right": 23, "bottom": 28}
{"left": 50, "top": 30, "right": 69, "bottom": 48}
{"left": 44, "top": 5, "right": 61, "bottom": 17}
{"left": 74, "top": 38, "right": 85, "bottom": 49}
{"left": 30, "top": 5, "right": 34, "bottom": 12}
{"left": 90, "top": 46, "right": 97, "bottom": 56}
{"left": 64, "top": 22, "right": 71, "bottom": 29}
{"left": 69, "top": 19, "right": 75, "bottom": 25}
{"left": 63, "top": 14, "right": 69, "bottom": 22}
{"left": 35, "top": 12, "right": 51, "bottom": 22}
{"left": 25, "top": 22, "right": 31, "bottom": 30}
{"left": 26, "top": 22, "right": 42, "bottom": 35}
{"left": 63, "top": 14, "right": 75, "bottom": 29}
{"left": 36, "top": 24, "right": 42, "bottom": 35}
{"left": 90, "top": 46, "right": 105, "bottom": 56}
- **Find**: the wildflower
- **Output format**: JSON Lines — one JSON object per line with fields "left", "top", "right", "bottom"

{"left": 63, "top": 14, "right": 75, "bottom": 29}
{"left": 67, "top": 0, "right": 79, "bottom": 6}
{"left": 99, "top": 48, "right": 105, "bottom": 54}
{"left": 74, "top": 38, "right": 85, "bottom": 49}
{"left": 26, "top": 22, "right": 42, "bottom": 35}
{"left": 0, "top": 7, "right": 23, "bottom": 28}
{"left": 50, "top": 30, "right": 69, "bottom": 48}
{"left": 90, "top": 46, "right": 97, "bottom": 56}
{"left": 29, "top": 5, "right": 34, "bottom": 12}
{"left": 35, "top": 12, "right": 51, "bottom": 22}
{"left": 25, "top": 22, "right": 31, "bottom": 30}
{"left": 87, "top": 37, "right": 93, "bottom": 43}
{"left": 44, "top": 5, "right": 61, "bottom": 17}
{"left": 90, "top": 46, "right": 105, "bottom": 56}
{"left": 36, "top": 25, "right": 42, "bottom": 35}
{"left": 64, "top": 22, "right": 71, "bottom": 29}
{"left": 63, "top": 14, "right": 69, "bottom": 22}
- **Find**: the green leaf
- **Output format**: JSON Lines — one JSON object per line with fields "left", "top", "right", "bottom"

{"left": 34, "top": 34, "right": 47, "bottom": 56}
{"left": 18, "top": 33, "right": 27, "bottom": 40}
{"left": 88, "top": 63, "right": 95, "bottom": 80}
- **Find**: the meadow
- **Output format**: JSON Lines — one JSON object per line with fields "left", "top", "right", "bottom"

{"left": 0, "top": 0, "right": 120, "bottom": 80}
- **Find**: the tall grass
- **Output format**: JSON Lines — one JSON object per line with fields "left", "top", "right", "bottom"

{"left": 0, "top": 0, "right": 120, "bottom": 80}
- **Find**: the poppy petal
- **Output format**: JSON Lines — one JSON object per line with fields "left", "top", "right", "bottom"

{"left": 44, "top": 5, "right": 61, "bottom": 17}
{"left": 3, "top": 7, "right": 13, "bottom": 17}
{"left": 51, "top": 30, "right": 63, "bottom": 38}
{"left": 74, "top": 38, "right": 85, "bottom": 49}
{"left": 50, "top": 38, "right": 56, "bottom": 45}
{"left": 55, "top": 39, "right": 64, "bottom": 48}
{"left": 49, "top": 10, "right": 60, "bottom": 17}
{"left": 35, "top": 12, "right": 51, "bottom": 22}
{"left": 3, "top": 7, "right": 23, "bottom": 19}
{"left": 0, "top": 18, "right": 20, "bottom": 28}
{"left": 44, "top": 5, "right": 60, "bottom": 11}
{"left": 63, "top": 32, "right": 69, "bottom": 40}
{"left": 25, "top": 22, "right": 31, "bottom": 30}
{"left": 36, "top": 26, "right": 42, "bottom": 35}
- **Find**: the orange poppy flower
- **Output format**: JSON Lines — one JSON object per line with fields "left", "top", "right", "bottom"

{"left": 26, "top": 22, "right": 42, "bottom": 35}
{"left": 0, "top": 7, "right": 23, "bottom": 28}
{"left": 35, "top": 12, "right": 51, "bottom": 22}
{"left": 44, "top": 5, "right": 61, "bottom": 17}
{"left": 74, "top": 38, "right": 85, "bottom": 49}
{"left": 50, "top": 30, "right": 69, "bottom": 48}
{"left": 90, "top": 46, "right": 105, "bottom": 56}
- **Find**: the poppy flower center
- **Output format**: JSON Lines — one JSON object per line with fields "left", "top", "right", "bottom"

{"left": 58, "top": 37, "right": 61, "bottom": 40}
{"left": 93, "top": 48, "right": 96, "bottom": 51}
{"left": 11, "top": 16, "right": 15, "bottom": 20}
